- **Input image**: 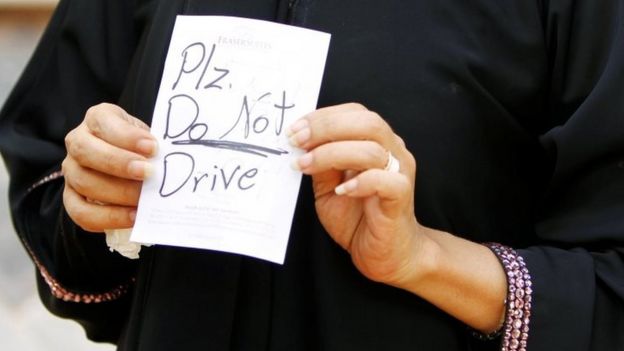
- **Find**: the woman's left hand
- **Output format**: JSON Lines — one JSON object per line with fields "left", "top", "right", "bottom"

{"left": 289, "top": 103, "right": 426, "bottom": 286}
{"left": 289, "top": 103, "right": 509, "bottom": 333}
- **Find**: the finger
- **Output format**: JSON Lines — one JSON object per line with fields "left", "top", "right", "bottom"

{"left": 65, "top": 127, "right": 153, "bottom": 180}
{"left": 305, "top": 102, "right": 368, "bottom": 116}
{"left": 62, "top": 157, "right": 142, "bottom": 207}
{"left": 288, "top": 104, "right": 395, "bottom": 150}
{"left": 63, "top": 182, "right": 137, "bottom": 233}
{"left": 310, "top": 169, "right": 345, "bottom": 199}
{"left": 293, "top": 140, "right": 388, "bottom": 174}
{"left": 334, "top": 169, "right": 412, "bottom": 216}
{"left": 84, "top": 103, "right": 157, "bottom": 157}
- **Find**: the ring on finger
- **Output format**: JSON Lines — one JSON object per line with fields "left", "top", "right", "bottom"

{"left": 384, "top": 151, "right": 400, "bottom": 173}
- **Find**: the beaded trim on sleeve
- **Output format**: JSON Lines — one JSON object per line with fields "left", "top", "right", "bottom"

{"left": 23, "top": 238, "right": 135, "bottom": 303}
{"left": 21, "top": 170, "right": 135, "bottom": 303}
{"left": 27, "top": 170, "right": 64, "bottom": 193}
{"left": 485, "top": 243, "right": 533, "bottom": 351}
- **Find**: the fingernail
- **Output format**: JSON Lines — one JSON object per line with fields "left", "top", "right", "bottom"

{"left": 335, "top": 178, "right": 358, "bottom": 195}
{"left": 129, "top": 209, "right": 137, "bottom": 222}
{"left": 128, "top": 160, "right": 153, "bottom": 179}
{"left": 287, "top": 118, "right": 308, "bottom": 137}
{"left": 291, "top": 152, "right": 314, "bottom": 171}
{"left": 288, "top": 127, "right": 311, "bottom": 147}
{"left": 137, "top": 138, "right": 158, "bottom": 157}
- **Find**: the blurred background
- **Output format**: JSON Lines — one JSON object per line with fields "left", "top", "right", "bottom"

{"left": 0, "top": 1, "right": 114, "bottom": 349}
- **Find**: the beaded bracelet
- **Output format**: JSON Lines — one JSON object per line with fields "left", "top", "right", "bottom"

{"left": 481, "top": 243, "right": 533, "bottom": 351}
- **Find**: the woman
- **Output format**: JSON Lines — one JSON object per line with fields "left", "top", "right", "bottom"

{"left": 1, "top": 0, "right": 623, "bottom": 350}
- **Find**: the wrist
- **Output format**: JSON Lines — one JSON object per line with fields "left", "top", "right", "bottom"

{"left": 390, "top": 228, "right": 509, "bottom": 334}
{"left": 390, "top": 224, "right": 442, "bottom": 292}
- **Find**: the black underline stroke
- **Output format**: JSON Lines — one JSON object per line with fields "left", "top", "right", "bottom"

{"left": 171, "top": 139, "right": 289, "bottom": 158}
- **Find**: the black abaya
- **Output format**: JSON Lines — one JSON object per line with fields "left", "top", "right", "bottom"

{"left": 1, "top": 1, "right": 623, "bottom": 350}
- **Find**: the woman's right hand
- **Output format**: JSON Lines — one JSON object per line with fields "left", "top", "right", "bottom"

{"left": 62, "top": 103, "right": 157, "bottom": 232}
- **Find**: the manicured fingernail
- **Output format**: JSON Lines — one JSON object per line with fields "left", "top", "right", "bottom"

{"left": 287, "top": 118, "right": 309, "bottom": 137}
{"left": 129, "top": 209, "right": 137, "bottom": 222}
{"left": 335, "top": 178, "right": 358, "bottom": 195}
{"left": 128, "top": 160, "right": 153, "bottom": 179}
{"left": 291, "top": 152, "right": 314, "bottom": 171}
{"left": 136, "top": 138, "right": 158, "bottom": 157}
{"left": 289, "top": 127, "right": 311, "bottom": 147}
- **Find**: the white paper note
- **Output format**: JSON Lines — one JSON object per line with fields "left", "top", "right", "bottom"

{"left": 131, "top": 16, "right": 331, "bottom": 264}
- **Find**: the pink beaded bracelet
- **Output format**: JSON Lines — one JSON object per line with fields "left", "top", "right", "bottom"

{"left": 483, "top": 243, "right": 533, "bottom": 351}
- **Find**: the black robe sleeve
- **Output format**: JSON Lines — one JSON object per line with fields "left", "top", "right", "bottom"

{"left": 0, "top": 0, "right": 151, "bottom": 343}
{"left": 521, "top": 1, "right": 624, "bottom": 350}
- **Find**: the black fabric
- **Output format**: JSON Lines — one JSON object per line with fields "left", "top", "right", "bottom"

{"left": 0, "top": 0, "right": 148, "bottom": 343}
{"left": 0, "top": 0, "right": 623, "bottom": 350}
